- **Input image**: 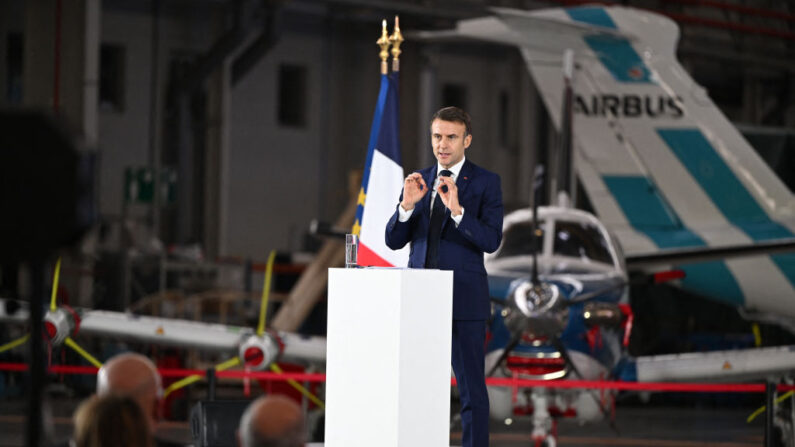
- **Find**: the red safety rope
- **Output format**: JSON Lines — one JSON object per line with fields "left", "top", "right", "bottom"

{"left": 1, "top": 362, "right": 794, "bottom": 392}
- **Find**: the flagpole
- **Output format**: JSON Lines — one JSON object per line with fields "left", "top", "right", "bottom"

{"left": 390, "top": 16, "right": 403, "bottom": 73}
{"left": 354, "top": 19, "right": 391, "bottom": 237}
{"left": 377, "top": 19, "right": 390, "bottom": 75}
{"left": 353, "top": 18, "right": 407, "bottom": 267}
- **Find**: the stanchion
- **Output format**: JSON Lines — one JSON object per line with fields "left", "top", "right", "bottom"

{"left": 26, "top": 262, "right": 46, "bottom": 447}
{"left": 765, "top": 381, "right": 776, "bottom": 447}
{"left": 207, "top": 368, "right": 216, "bottom": 401}
{"left": 244, "top": 258, "right": 252, "bottom": 294}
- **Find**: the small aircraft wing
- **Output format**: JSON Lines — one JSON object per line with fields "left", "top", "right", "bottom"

{"left": 79, "top": 310, "right": 252, "bottom": 351}
{"left": 79, "top": 309, "right": 326, "bottom": 363}
{"left": 0, "top": 298, "right": 326, "bottom": 364}
{"left": 626, "top": 238, "right": 795, "bottom": 269}
{"left": 633, "top": 345, "right": 795, "bottom": 382}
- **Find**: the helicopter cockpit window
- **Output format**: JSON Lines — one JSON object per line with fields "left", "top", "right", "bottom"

{"left": 553, "top": 220, "right": 613, "bottom": 265}
{"left": 495, "top": 221, "right": 544, "bottom": 259}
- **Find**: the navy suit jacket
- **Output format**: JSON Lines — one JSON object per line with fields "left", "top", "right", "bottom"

{"left": 385, "top": 159, "right": 503, "bottom": 320}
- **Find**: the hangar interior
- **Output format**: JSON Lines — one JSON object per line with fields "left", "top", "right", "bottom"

{"left": 1, "top": 0, "right": 795, "bottom": 446}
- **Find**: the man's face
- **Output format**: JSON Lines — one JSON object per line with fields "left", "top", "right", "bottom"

{"left": 431, "top": 119, "right": 471, "bottom": 169}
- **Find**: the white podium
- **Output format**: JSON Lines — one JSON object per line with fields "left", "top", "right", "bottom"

{"left": 326, "top": 268, "right": 453, "bottom": 447}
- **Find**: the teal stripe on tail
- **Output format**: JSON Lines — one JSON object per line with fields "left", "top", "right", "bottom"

{"left": 603, "top": 175, "right": 744, "bottom": 305}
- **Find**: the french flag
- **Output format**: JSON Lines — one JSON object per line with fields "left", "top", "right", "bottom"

{"left": 353, "top": 71, "right": 408, "bottom": 267}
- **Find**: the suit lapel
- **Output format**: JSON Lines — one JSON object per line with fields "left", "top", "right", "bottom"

{"left": 456, "top": 160, "right": 473, "bottom": 200}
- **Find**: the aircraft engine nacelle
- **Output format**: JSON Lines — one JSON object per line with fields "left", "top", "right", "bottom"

{"left": 44, "top": 307, "right": 78, "bottom": 346}
{"left": 238, "top": 333, "right": 280, "bottom": 371}
{"left": 503, "top": 281, "right": 568, "bottom": 338}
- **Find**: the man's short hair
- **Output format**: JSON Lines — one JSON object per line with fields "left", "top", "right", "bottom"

{"left": 431, "top": 106, "right": 472, "bottom": 136}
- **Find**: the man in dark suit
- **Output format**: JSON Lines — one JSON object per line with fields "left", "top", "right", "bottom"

{"left": 385, "top": 106, "right": 503, "bottom": 447}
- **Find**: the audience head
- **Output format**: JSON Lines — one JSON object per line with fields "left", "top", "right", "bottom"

{"left": 73, "top": 394, "right": 154, "bottom": 447}
{"left": 237, "top": 395, "right": 305, "bottom": 447}
{"left": 96, "top": 352, "right": 162, "bottom": 432}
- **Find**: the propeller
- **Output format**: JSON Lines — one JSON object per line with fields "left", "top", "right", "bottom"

{"left": 530, "top": 165, "right": 545, "bottom": 287}
{"left": 488, "top": 117, "right": 622, "bottom": 425}
{"left": 0, "top": 333, "right": 29, "bottom": 355}
{"left": 51, "top": 258, "right": 103, "bottom": 367}
{"left": 0, "top": 257, "right": 104, "bottom": 368}
{"left": 0, "top": 253, "right": 325, "bottom": 408}
{"left": 161, "top": 249, "right": 275, "bottom": 398}
{"left": 488, "top": 279, "right": 620, "bottom": 433}
{"left": 485, "top": 47, "right": 628, "bottom": 435}
{"left": 485, "top": 332, "right": 522, "bottom": 378}
{"left": 548, "top": 335, "right": 620, "bottom": 435}
{"left": 162, "top": 250, "right": 325, "bottom": 409}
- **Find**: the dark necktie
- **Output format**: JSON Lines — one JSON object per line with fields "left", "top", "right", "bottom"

{"left": 425, "top": 169, "right": 453, "bottom": 269}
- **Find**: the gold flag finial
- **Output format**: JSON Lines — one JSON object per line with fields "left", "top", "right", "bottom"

{"left": 377, "top": 19, "right": 390, "bottom": 75}
{"left": 389, "top": 16, "right": 404, "bottom": 72}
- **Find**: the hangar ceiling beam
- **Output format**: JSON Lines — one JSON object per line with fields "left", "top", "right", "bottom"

{"left": 178, "top": 0, "right": 264, "bottom": 94}
{"left": 173, "top": 0, "right": 265, "bottom": 244}
{"left": 231, "top": 1, "right": 284, "bottom": 86}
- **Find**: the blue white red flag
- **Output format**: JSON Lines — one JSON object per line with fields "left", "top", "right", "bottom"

{"left": 353, "top": 72, "right": 408, "bottom": 267}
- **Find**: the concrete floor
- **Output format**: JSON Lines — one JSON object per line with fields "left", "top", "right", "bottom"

{"left": 469, "top": 407, "right": 765, "bottom": 446}
{"left": 0, "top": 396, "right": 769, "bottom": 447}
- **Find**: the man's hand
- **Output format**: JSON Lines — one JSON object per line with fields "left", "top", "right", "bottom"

{"left": 438, "top": 176, "right": 463, "bottom": 216}
{"left": 400, "top": 173, "right": 428, "bottom": 211}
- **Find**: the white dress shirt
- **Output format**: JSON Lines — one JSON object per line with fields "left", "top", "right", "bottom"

{"left": 398, "top": 157, "right": 466, "bottom": 226}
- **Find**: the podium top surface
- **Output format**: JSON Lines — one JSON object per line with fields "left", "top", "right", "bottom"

{"left": 329, "top": 267, "right": 453, "bottom": 276}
